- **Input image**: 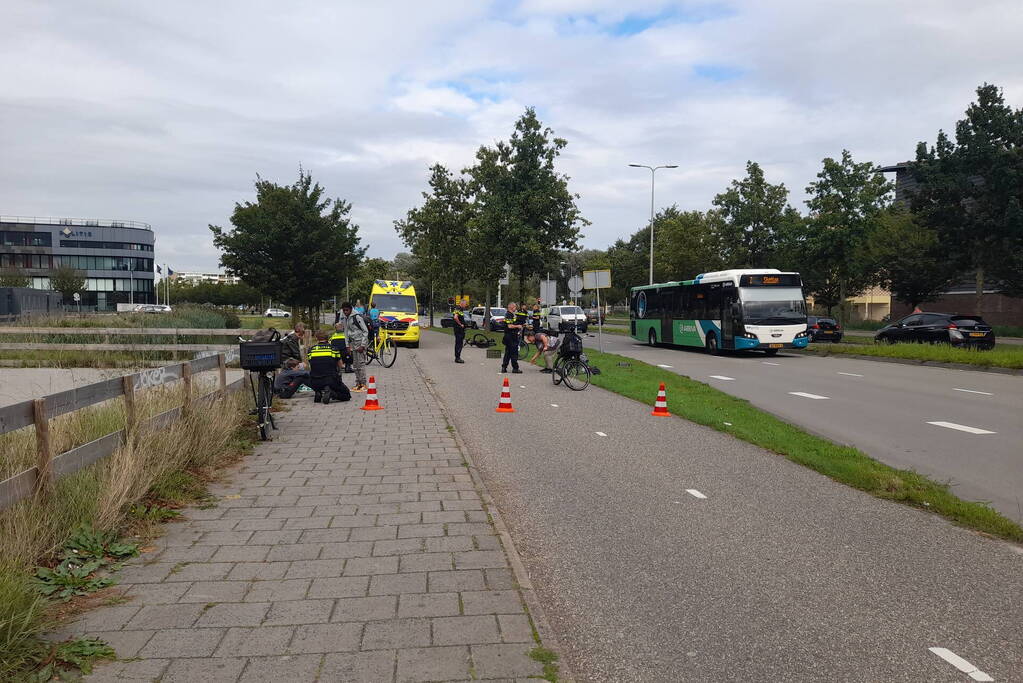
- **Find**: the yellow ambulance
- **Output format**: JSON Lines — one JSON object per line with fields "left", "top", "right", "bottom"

{"left": 369, "top": 279, "right": 420, "bottom": 347}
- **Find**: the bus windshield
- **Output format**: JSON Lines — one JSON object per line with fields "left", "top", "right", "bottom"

{"left": 739, "top": 287, "right": 806, "bottom": 325}
{"left": 372, "top": 294, "right": 417, "bottom": 312}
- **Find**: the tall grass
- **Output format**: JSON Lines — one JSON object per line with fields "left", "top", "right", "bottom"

{"left": 11, "top": 304, "right": 240, "bottom": 330}
{"left": 0, "top": 383, "right": 250, "bottom": 678}
{"left": 812, "top": 341, "right": 1023, "bottom": 369}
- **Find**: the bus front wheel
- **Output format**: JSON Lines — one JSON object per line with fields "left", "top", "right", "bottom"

{"left": 648, "top": 329, "right": 657, "bottom": 346}
{"left": 705, "top": 333, "right": 721, "bottom": 355}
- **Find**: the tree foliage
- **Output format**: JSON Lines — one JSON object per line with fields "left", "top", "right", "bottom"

{"left": 911, "top": 83, "right": 1023, "bottom": 305}
{"left": 210, "top": 169, "right": 366, "bottom": 318}
{"left": 0, "top": 268, "right": 30, "bottom": 288}
{"left": 49, "top": 265, "right": 87, "bottom": 303}
{"left": 166, "top": 280, "right": 262, "bottom": 307}
{"left": 711, "top": 161, "right": 797, "bottom": 267}
{"left": 867, "top": 208, "right": 959, "bottom": 309}
{"left": 467, "top": 107, "right": 586, "bottom": 300}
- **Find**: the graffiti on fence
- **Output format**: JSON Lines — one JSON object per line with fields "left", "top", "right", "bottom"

{"left": 133, "top": 366, "right": 177, "bottom": 391}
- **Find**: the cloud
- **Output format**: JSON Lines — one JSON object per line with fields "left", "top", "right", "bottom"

{"left": 1, "top": 0, "right": 1021, "bottom": 271}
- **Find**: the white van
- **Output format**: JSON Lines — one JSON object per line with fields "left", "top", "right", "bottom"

{"left": 545, "top": 305, "right": 588, "bottom": 333}
{"left": 469, "top": 306, "right": 507, "bottom": 330}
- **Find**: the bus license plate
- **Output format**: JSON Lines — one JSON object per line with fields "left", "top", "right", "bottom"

{"left": 769, "top": 343, "right": 783, "bottom": 348}
{"left": 969, "top": 332, "right": 985, "bottom": 337}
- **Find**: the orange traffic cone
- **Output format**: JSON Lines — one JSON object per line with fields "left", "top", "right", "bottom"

{"left": 495, "top": 377, "right": 516, "bottom": 413}
{"left": 651, "top": 382, "right": 671, "bottom": 417}
{"left": 361, "top": 375, "right": 382, "bottom": 411}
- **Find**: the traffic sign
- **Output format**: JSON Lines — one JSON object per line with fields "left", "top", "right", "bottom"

{"left": 72, "top": 292, "right": 81, "bottom": 302}
{"left": 583, "top": 269, "right": 611, "bottom": 289}
{"left": 567, "top": 275, "right": 582, "bottom": 293}
{"left": 499, "top": 263, "right": 510, "bottom": 286}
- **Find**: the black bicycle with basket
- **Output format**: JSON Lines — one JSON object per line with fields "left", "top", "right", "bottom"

{"left": 551, "top": 326, "right": 591, "bottom": 391}
{"left": 239, "top": 329, "right": 283, "bottom": 441}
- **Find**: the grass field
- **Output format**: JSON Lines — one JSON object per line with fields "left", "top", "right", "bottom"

{"left": 431, "top": 328, "right": 1023, "bottom": 543}
{"left": 808, "top": 339, "right": 1023, "bottom": 369}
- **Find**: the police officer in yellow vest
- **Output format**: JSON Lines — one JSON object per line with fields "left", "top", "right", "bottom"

{"left": 452, "top": 302, "right": 467, "bottom": 364}
{"left": 329, "top": 323, "right": 353, "bottom": 374}
{"left": 308, "top": 330, "right": 352, "bottom": 404}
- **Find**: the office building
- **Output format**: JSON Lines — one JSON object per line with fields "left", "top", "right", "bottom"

{"left": 0, "top": 215, "right": 155, "bottom": 310}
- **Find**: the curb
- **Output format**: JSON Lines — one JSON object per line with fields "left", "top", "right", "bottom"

{"left": 801, "top": 348, "right": 1023, "bottom": 375}
{"left": 410, "top": 352, "right": 574, "bottom": 682}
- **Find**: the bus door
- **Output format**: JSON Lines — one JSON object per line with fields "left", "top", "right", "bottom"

{"left": 721, "top": 289, "right": 740, "bottom": 347}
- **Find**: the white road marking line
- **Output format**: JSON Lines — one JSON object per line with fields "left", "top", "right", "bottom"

{"left": 926, "top": 421, "right": 996, "bottom": 435}
{"left": 686, "top": 489, "right": 707, "bottom": 499}
{"left": 928, "top": 647, "right": 993, "bottom": 681}
{"left": 595, "top": 431, "right": 607, "bottom": 437}
{"left": 550, "top": 404, "right": 559, "bottom": 408}
{"left": 953, "top": 388, "right": 994, "bottom": 396}
{"left": 709, "top": 375, "right": 735, "bottom": 381}
{"left": 519, "top": 385, "right": 526, "bottom": 388}
{"left": 657, "top": 364, "right": 674, "bottom": 368}
{"left": 789, "top": 392, "right": 830, "bottom": 400}
{"left": 762, "top": 362, "right": 780, "bottom": 366}
{"left": 837, "top": 372, "right": 864, "bottom": 377}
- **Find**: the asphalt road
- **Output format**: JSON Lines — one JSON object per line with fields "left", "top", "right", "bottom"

{"left": 572, "top": 331, "right": 1023, "bottom": 520}
{"left": 414, "top": 331, "right": 1022, "bottom": 681}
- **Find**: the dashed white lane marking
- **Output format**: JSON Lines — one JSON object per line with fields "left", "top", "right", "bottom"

{"left": 953, "top": 388, "right": 994, "bottom": 396}
{"left": 926, "top": 421, "right": 996, "bottom": 435}
{"left": 789, "top": 392, "right": 830, "bottom": 400}
{"left": 686, "top": 489, "right": 707, "bottom": 499}
{"left": 595, "top": 431, "right": 607, "bottom": 437}
{"left": 837, "top": 372, "right": 864, "bottom": 377}
{"left": 657, "top": 364, "right": 674, "bottom": 368}
{"left": 762, "top": 362, "right": 780, "bottom": 366}
{"left": 928, "top": 647, "right": 993, "bottom": 681}
{"left": 550, "top": 404, "right": 559, "bottom": 408}
{"left": 519, "top": 385, "right": 526, "bottom": 388}
{"left": 709, "top": 375, "right": 735, "bottom": 381}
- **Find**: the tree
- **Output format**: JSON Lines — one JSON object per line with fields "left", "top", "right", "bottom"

{"left": 395, "top": 164, "right": 474, "bottom": 324}
{"left": 867, "top": 208, "right": 959, "bottom": 310}
{"left": 346, "top": 257, "right": 393, "bottom": 307}
{"left": 711, "top": 161, "right": 795, "bottom": 267}
{"left": 911, "top": 83, "right": 1023, "bottom": 310}
{"left": 803, "top": 150, "right": 893, "bottom": 322}
{"left": 0, "top": 268, "right": 30, "bottom": 287}
{"left": 468, "top": 107, "right": 587, "bottom": 301}
{"left": 210, "top": 169, "right": 366, "bottom": 324}
{"left": 49, "top": 265, "right": 86, "bottom": 304}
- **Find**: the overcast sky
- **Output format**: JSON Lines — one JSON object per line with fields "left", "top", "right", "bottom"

{"left": 2, "top": 0, "right": 1021, "bottom": 272}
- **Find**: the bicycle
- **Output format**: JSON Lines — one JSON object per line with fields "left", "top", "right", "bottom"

{"left": 366, "top": 324, "right": 398, "bottom": 367}
{"left": 239, "top": 329, "right": 282, "bottom": 441}
{"left": 551, "top": 328, "right": 591, "bottom": 391}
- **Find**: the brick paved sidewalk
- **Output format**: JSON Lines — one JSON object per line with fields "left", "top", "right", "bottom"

{"left": 59, "top": 358, "right": 547, "bottom": 682}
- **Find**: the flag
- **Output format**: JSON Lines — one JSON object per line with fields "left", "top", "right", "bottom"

{"left": 156, "top": 264, "right": 162, "bottom": 274}
{"left": 167, "top": 268, "right": 175, "bottom": 276}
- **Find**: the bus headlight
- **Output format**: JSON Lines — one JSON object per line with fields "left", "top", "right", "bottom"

{"left": 794, "top": 329, "right": 810, "bottom": 339}
{"left": 740, "top": 331, "right": 758, "bottom": 340}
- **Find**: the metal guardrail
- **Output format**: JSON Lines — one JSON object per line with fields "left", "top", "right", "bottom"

{"left": 0, "top": 353, "right": 240, "bottom": 510}
{"left": 0, "top": 215, "right": 153, "bottom": 230}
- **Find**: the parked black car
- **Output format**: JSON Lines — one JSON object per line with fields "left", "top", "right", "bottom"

{"left": 807, "top": 316, "right": 843, "bottom": 342}
{"left": 874, "top": 312, "right": 995, "bottom": 349}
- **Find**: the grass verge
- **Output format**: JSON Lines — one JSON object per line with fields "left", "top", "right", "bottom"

{"left": 808, "top": 340, "right": 1023, "bottom": 369}
{"left": 0, "top": 385, "right": 253, "bottom": 679}
{"left": 430, "top": 328, "right": 1023, "bottom": 543}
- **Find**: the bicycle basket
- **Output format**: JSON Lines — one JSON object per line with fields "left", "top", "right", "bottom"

{"left": 240, "top": 329, "right": 282, "bottom": 371}
{"left": 559, "top": 332, "right": 583, "bottom": 359}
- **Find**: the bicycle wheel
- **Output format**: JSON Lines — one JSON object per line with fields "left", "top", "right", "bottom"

{"left": 256, "top": 375, "right": 273, "bottom": 440}
{"left": 472, "top": 333, "right": 489, "bottom": 347}
{"left": 262, "top": 374, "right": 277, "bottom": 430}
{"left": 379, "top": 336, "right": 398, "bottom": 367}
{"left": 561, "top": 359, "right": 591, "bottom": 391}
{"left": 551, "top": 356, "right": 564, "bottom": 385}
{"left": 517, "top": 340, "right": 530, "bottom": 360}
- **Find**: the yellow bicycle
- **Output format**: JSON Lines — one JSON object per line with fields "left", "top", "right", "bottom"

{"left": 366, "top": 327, "right": 398, "bottom": 367}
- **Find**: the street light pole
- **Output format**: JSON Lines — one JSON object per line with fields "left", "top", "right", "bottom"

{"left": 629, "top": 163, "right": 678, "bottom": 285}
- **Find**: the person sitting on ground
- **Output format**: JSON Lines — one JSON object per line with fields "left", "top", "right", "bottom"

{"left": 306, "top": 329, "right": 351, "bottom": 405}
{"left": 273, "top": 358, "right": 310, "bottom": 398}
{"left": 525, "top": 330, "right": 560, "bottom": 373}
{"left": 281, "top": 322, "right": 305, "bottom": 364}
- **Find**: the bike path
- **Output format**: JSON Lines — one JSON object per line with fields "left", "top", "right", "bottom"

{"left": 419, "top": 329, "right": 1023, "bottom": 682}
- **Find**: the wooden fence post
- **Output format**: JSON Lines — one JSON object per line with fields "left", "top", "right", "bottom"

{"left": 122, "top": 375, "right": 136, "bottom": 438}
{"left": 33, "top": 399, "right": 53, "bottom": 497}
{"left": 182, "top": 362, "right": 193, "bottom": 414}
{"left": 218, "top": 353, "right": 228, "bottom": 396}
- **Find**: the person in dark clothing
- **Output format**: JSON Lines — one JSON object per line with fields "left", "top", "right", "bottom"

{"left": 273, "top": 358, "right": 310, "bottom": 398}
{"left": 280, "top": 322, "right": 305, "bottom": 364}
{"left": 501, "top": 302, "right": 523, "bottom": 374}
{"left": 530, "top": 303, "right": 542, "bottom": 332}
{"left": 306, "top": 330, "right": 351, "bottom": 404}
{"left": 452, "top": 302, "right": 467, "bottom": 363}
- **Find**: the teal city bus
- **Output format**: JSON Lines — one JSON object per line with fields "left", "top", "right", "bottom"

{"left": 630, "top": 269, "right": 811, "bottom": 355}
